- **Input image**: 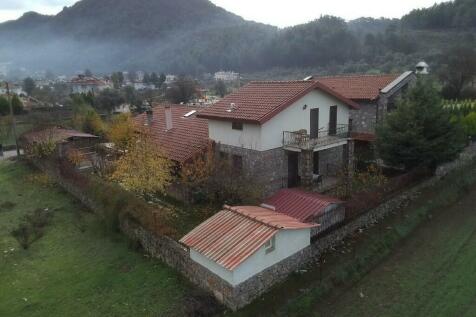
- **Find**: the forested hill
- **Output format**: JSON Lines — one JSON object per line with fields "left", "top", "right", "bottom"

{"left": 0, "top": 0, "right": 474, "bottom": 76}
{"left": 402, "top": 0, "right": 476, "bottom": 29}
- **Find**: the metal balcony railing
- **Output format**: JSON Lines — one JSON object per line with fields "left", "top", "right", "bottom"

{"left": 283, "top": 124, "right": 349, "bottom": 150}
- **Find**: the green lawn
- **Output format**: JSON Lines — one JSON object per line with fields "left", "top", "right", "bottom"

{"left": 0, "top": 161, "right": 195, "bottom": 317}
{"left": 313, "top": 182, "right": 476, "bottom": 317}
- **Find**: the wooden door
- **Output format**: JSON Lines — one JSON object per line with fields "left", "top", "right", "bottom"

{"left": 288, "top": 152, "right": 299, "bottom": 188}
{"left": 310, "top": 108, "right": 320, "bottom": 139}
{"left": 329, "top": 106, "right": 337, "bottom": 135}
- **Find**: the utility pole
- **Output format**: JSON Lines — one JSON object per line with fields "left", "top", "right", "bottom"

{"left": 5, "top": 82, "right": 20, "bottom": 157}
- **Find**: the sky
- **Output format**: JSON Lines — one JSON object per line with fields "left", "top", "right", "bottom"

{"left": 0, "top": 0, "right": 448, "bottom": 26}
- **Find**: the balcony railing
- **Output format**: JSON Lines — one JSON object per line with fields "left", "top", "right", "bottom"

{"left": 283, "top": 124, "right": 349, "bottom": 150}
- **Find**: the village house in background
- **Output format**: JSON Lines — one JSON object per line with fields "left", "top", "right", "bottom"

{"left": 197, "top": 80, "right": 360, "bottom": 194}
{"left": 68, "top": 75, "right": 112, "bottom": 94}
{"left": 214, "top": 71, "right": 240, "bottom": 82}
{"left": 180, "top": 205, "right": 317, "bottom": 286}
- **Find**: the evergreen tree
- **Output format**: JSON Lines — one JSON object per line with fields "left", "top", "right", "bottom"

{"left": 22, "top": 77, "right": 36, "bottom": 96}
{"left": 376, "top": 79, "right": 465, "bottom": 171}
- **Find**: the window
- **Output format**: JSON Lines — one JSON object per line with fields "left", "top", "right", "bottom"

{"left": 232, "top": 155, "right": 243, "bottom": 172}
{"left": 265, "top": 236, "right": 276, "bottom": 254}
{"left": 232, "top": 121, "right": 243, "bottom": 131}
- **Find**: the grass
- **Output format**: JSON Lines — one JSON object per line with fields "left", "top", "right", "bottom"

{"left": 231, "top": 162, "right": 476, "bottom": 317}
{"left": 0, "top": 161, "right": 197, "bottom": 317}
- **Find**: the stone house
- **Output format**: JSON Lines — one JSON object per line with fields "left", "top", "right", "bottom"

{"left": 197, "top": 80, "right": 360, "bottom": 194}
{"left": 180, "top": 205, "right": 317, "bottom": 286}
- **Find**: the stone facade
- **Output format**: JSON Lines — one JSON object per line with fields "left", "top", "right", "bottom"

{"left": 350, "top": 102, "right": 377, "bottom": 133}
{"left": 217, "top": 144, "right": 288, "bottom": 194}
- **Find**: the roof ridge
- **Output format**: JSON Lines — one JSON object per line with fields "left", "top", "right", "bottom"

{"left": 317, "top": 73, "right": 399, "bottom": 79}
{"left": 224, "top": 205, "right": 276, "bottom": 229}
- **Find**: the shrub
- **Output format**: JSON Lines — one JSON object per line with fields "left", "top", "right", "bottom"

{"left": 11, "top": 208, "right": 53, "bottom": 249}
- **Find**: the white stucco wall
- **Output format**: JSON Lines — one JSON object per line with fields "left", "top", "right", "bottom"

{"left": 208, "top": 120, "right": 262, "bottom": 150}
{"left": 261, "top": 90, "right": 350, "bottom": 151}
{"left": 207, "top": 89, "right": 351, "bottom": 152}
{"left": 189, "top": 228, "right": 311, "bottom": 286}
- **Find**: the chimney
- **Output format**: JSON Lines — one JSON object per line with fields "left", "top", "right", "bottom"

{"left": 145, "top": 109, "right": 153, "bottom": 126}
{"left": 165, "top": 105, "right": 173, "bottom": 131}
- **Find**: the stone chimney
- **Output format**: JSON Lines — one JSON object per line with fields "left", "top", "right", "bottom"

{"left": 165, "top": 105, "right": 173, "bottom": 131}
{"left": 145, "top": 109, "right": 153, "bottom": 126}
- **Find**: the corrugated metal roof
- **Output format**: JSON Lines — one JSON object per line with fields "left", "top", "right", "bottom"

{"left": 264, "top": 189, "right": 342, "bottom": 223}
{"left": 180, "top": 205, "right": 316, "bottom": 271}
{"left": 21, "top": 127, "right": 98, "bottom": 144}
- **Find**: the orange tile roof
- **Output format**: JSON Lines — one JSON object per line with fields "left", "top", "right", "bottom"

{"left": 180, "top": 205, "right": 316, "bottom": 271}
{"left": 317, "top": 74, "right": 400, "bottom": 101}
{"left": 264, "top": 189, "right": 342, "bottom": 223}
{"left": 134, "top": 104, "right": 210, "bottom": 164}
{"left": 197, "top": 81, "right": 359, "bottom": 124}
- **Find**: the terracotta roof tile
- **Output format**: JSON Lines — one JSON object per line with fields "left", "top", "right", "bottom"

{"left": 317, "top": 74, "right": 400, "bottom": 101}
{"left": 180, "top": 205, "right": 316, "bottom": 270}
{"left": 197, "top": 81, "right": 359, "bottom": 124}
{"left": 133, "top": 104, "right": 210, "bottom": 164}
{"left": 264, "top": 189, "right": 342, "bottom": 223}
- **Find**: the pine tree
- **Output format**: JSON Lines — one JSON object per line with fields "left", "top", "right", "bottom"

{"left": 376, "top": 79, "right": 465, "bottom": 171}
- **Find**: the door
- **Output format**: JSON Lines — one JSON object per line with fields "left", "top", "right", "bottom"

{"left": 329, "top": 106, "right": 337, "bottom": 135}
{"left": 310, "top": 108, "right": 320, "bottom": 139}
{"left": 313, "top": 151, "right": 320, "bottom": 175}
{"left": 288, "top": 152, "right": 299, "bottom": 188}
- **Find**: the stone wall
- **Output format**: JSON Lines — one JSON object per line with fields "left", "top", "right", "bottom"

{"left": 31, "top": 143, "right": 476, "bottom": 312}
{"left": 218, "top": 144, "right": 288, "bottom": 195}
{"left": 350, "top": 102, "right": 377, "bottom": 133}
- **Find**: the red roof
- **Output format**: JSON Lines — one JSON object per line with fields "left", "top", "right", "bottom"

{"left": 134, "top": 104, "right": 210, "bottom": 164}
{"left": 180, "top": 205, "right": 316, "bottom": 271}
{"left": 21, "top": 127, "right": 98, "bottom": 144}
{"left": 197, "top": 81, "right": 359, "bottom": 124}
{"left": 317, "top": 74, "right": 400, "bottom": 101}
{"left": 264, "top": 189, "right": 342, "bottom": 223}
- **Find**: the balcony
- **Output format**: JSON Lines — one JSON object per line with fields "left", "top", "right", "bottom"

{"left": 283, "top": 124, "right": 350, "bottom": 151}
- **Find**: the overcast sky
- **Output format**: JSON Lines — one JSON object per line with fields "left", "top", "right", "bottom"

{"left": 0, "top": 0, "right": 447, "bottom": 26}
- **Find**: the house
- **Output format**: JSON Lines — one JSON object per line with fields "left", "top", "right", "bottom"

{"left": 197, "top": 80, "right": 360, "bottom": 194}
{"left": 264, "top": 188, "right": 344, "bottom": 237}
{"left": 0, "top": 83, "right": 25, "bottom": 96}
{"left": 317, "top": 72, "right": 416, "bottom": 141}
{"left": 69, "top": 75, "right": 111, "bottom": 94}
{"left": 415, "top": 61, "right": 430, "bottom": 75}
{"left": 133, "top": 104, "right": 210, "bottom": 165}
{"left": 214, "top": 71, "right": 240, "bottom": 82}
{"left": 180, "top": 205, "right": 317, "bottom": 286}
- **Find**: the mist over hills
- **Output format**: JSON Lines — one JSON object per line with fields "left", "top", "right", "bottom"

{"left": 0, "top": 0, "right": 475, "bottom": 76}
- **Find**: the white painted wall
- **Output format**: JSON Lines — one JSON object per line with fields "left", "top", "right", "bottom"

{"left": 189, "top": 228, "right": 311, "bottom": 286}
{"left": 207, "top": 89, "right": 351, "bottom": 152}
{"left": 208, "top": 120, "right": 263, "bottom": 151}
{"left": 261, "top": 90, "right": 350, "bottom": 151}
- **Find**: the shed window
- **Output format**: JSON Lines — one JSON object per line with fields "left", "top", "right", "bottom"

{"left": 265, "top": 236, "right": 276, "bottom": 254}
{"left": 232, "top": 122, "right": 243, "bottom": 131}
{"left": 232, "top": 155, "right": 243, "bottom": 172}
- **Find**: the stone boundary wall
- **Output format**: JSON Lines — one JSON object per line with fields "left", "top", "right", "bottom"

{"left": 31, "top": 144, "right": 476, "bottom": 311}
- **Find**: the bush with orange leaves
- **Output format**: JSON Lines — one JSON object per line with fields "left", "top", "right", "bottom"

{"left": 111, "top": 131, "right": 173, "bottom": 196}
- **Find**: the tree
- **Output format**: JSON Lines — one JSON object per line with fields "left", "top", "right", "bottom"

{"left": 159, "top": 73, "right": 166, "bottom": 87}
{"left": 127, "top": 71, "right": 137, "bottom": 83}
{"left": 72, "top": 98, "right": 105, "bottom": 135}
{"left": 84, "top": 69, "right": 93, "bottom": 77}
{"left": 461, "top": 112, "right": 476, "bottom": 138}
{"left": 23, "top": 77, "right": 36, "bottom": 96}
{"left": 95, "top": 89, "right": 125, "bottom": 114}
{"left": 376, "top": 79, "right": 465, "bottom": 171}
{"left": 0, "top": 96, "right": 9, "bottom": 116}
{"left": 111, "top": 72, "right": 124, "bottom": 89}
{"left": 165, "top": 76, "right": 197, "bottom": 104}
{"left": 11, "top": 95, "right": 23, "bottom": 115}
{"left": 143, "top": 72, "right": 151, "bottom": 84}
{"left": 214, "top": 80, "right": 227, "bottom": 97}
{"left": 107, "top": 113, "right": 136, "bottom": 151}
{"left": 439, "top": 45, "right": 476, "bottom": 99}
{"left": 111, "top": 132, "right": 173, "bottom": 195}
